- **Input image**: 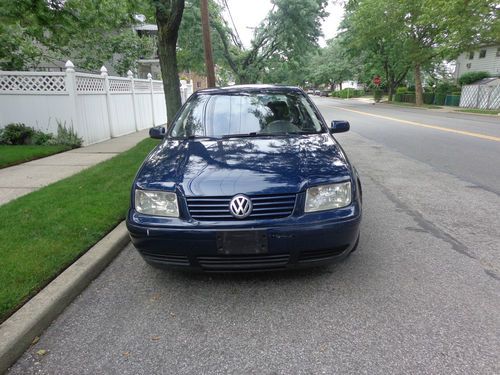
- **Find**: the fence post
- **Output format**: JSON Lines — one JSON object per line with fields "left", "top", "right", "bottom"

{"left": 148, "top": 73, "right": 156, "bottom": 126}
{"left": 101, "top": 66, "right": 116, "bottom": 137}
{"left": 128, "top": 70, "right": 139, "bottom": 132}
{"left": 64, "top": 60, "right": 80, "bottom": 136}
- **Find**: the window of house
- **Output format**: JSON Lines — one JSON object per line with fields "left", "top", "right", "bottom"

{"left": 197, "top": 82, "right": 201, "bottom": 88}
{"left": 469, "top": 51, "right": 474, "bottom": 59}
{"left": 496, "top": 47, "right": 500, "bottom": 57}
{"left": 479, "top": 49, "right": 486, "bottom": 58}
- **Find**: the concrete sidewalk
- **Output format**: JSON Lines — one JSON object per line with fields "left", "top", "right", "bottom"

{"left": 0, "top": 130, "right": 149, "bottom": 206}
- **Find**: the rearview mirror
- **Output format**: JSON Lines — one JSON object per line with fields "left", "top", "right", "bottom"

{"left": 149, "top": 126, "right": 166, "bottom": 139}
{"left": 330, "top": 120, "right": 350, "bottom": 133}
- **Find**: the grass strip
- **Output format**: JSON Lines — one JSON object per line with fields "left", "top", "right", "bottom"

{"left": 0, "top": 145, "right": 71, "bottom": 169}
{"left": 0, "top": 138, "right": 159, "bottom": 321}
{"left": 385, "top": 101, "right": 442, "bottom": 109}
{"left": 456, "top": 108, "right": 499, "bottom": 115}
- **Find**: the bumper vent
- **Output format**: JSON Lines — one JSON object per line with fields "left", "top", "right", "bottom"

{"left": 141, "top": 250, "right": 190, "bottom": 266}
{"left": 298, "top": 245, "right": 349, "bottom": 262}
{"left": 186, "top": 194, "right": 296, "bottom": 221}
{"left": 197, "top": 254, "right": 290, "bottom": 271}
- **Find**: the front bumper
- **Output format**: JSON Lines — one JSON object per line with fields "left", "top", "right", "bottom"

{"left": 127, "top": 204, "right": 361, "bottom": 272}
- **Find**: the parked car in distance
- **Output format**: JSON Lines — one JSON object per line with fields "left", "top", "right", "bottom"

{"left": 320, "top": 90, "right": 330, "bottom": 97}
{"left": 314, "top": 89, "right": 321, "bottom": 95}
{"left": 306, "top": 89, "right": 314, "bottom": 95}
{"left": 127, "top": 84, "right": 362, "bottom": 272}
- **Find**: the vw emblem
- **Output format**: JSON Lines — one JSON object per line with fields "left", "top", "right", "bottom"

{"left": 229, "top": 194, "right": 253, "bottom": 219}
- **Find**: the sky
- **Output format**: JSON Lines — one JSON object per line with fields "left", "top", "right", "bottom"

{"left": 223, "top": 0, "right": 345, "bottom": 48}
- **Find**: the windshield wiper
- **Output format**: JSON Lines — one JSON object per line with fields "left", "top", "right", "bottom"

{"left": 221, "top": 132, "right": 260, "bottom": 139}
{"left": 185, "top": 135, "right": 218, "bottom": 140}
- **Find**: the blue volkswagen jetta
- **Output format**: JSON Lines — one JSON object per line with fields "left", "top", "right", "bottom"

{"left": 126, "top": 85, "right": 362, "bottom": 271}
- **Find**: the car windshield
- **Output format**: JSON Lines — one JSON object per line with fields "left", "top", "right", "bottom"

{"left": 170, "top": 92, "right": 324, "bottom": 138}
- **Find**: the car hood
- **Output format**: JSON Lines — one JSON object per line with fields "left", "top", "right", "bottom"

{"left": 135, "top": 133, "right": 352, "bottom": 196}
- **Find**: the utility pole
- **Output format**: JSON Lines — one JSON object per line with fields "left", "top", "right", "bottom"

{"left": 201, "top": 0, "right": 216, "bottom": 87}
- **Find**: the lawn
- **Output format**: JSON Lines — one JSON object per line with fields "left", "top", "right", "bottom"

{"left": 385, "top": 101, "right": 442, "bottom": 109}
{"left": 0, "top": 145, "right": 71, "bottom": 169}
{"left": 0, "top": 138, "right": 159, "bottom": 322}
{"left": 456, "top": 108, "right": 500, "bottom": 115}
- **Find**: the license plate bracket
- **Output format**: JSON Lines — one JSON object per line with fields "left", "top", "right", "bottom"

{"left": 216, "top": 231, "right": 268, "bottom": 255}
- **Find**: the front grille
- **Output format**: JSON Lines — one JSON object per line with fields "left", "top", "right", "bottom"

{"left": 298, "top": 245, "right": 349, "bottom": 262}
{"left": 197, "top": 254, "right": 290, "bottom": 271}
{"left": 186, "top": 193, "right": 296, "bottom": 221}
{"left": 141, "top": 250, "right": 190, "bottom": 266}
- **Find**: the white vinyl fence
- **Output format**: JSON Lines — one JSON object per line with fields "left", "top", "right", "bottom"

{"left": 0, "top": 61, "right": 193, "bottom": 145}
{"left": 459, "top": 84, "right": 500, "bottom": 110}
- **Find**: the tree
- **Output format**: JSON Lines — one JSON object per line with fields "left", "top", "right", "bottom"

{"left": 342, "top": 0, "right": 499, "bottom": 105}
{"left": 306, "top": 38, "right": 359, "bottom": 90}
{"left": 341, "top": 0, "right": 412, "bottom": 101}
{"left": 0, "top": 0, "right": 154, "bottom": 74}
{"left": 153, "top": 0, "right": 185, "bottom": 124}
{"left": 213, "top": 0, "right": 329, "bottom": 84}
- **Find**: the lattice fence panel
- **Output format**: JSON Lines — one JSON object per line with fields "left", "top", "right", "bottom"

{"left": 489, "top": 85, "right": 500, "bottom": 109}
{"left": 76, "top": 76, "right": 105, "bottom": 93}
{"left": 153, "top": 81, "right": 164, "bottom": 92}
{"left": 477, "top": 86, "right": 490, "bottom": 109}
{"left": 0, "top": 74, "right": 66, "bottom": 92}
{"left": 134, "top": 80, "right": 151, "bottom": 92}
{"left": 109, "top": 78, "right": 131, "bottom": 92}
{"left": 459, "top": 86, "right": 478, "bottom": 108}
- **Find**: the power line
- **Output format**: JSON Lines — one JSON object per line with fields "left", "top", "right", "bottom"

{"left": 223, "top": 0, "right": 242, "bottom": 47}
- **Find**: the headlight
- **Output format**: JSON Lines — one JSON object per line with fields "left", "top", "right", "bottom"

{"left": 305, "top": 182, "right": 351, "bottom": 212}
{"left": 135, "top": 190, "right": 179, "bottom": 217}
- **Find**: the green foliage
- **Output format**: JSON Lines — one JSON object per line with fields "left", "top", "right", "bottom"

{"left": 0, "top": 0, "right": 155, "bottom": 72}
{"left": 0, "top": 123, "right": 34, "bottom": 145}
{"left": 396, "top": 87, "right": 408, "bottom": 94}
{"left": 434, "top": 93, "right": 447, "bottom": 105}
{"left": 32, "top": 130, "right": 54, "bottom": 145}
{"left": 49, "top": 122, "right": 83, "bottom": 148}
{"left": 423, "top": 92, "right": 435, "bottom": 105}
{"left": 435, "top": 82, "right": 461, "bottom": 95}
{"left": 341, "top": 0, "right": 498, "bottom": 105}
{"left": 458, "top": 71, "right": 491, "bottom": 86}
{"left": 1, "top": 121, "right": 82, "bottom": 148}
{"left": 213, "top": 0, "right": 329, "bottom": 83}
{"left": 373, "top": 88, "right": 383, "bottom": 102}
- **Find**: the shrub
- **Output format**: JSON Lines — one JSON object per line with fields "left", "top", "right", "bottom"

{"left": 459, "top": 71, "right": 490, "bottom": 86}
{"left": 434, "top": 93, "right": 447, "bottom": 105}
{"left": 49, "top": 121, "right": 83, "bottom": 148}
{"left": 396, "top": 87, "right": 408, "bottom": 94}
{"left": 423, "top": 92, "right": 435, "bottom": 105}
{"left": 373, "top": 88, "right": 383, "bottom": 102}
{"left": 32, "top": 130, "right": 54, "bottom": 145}
{"left": 0, "top": 123, "right": 34, "bottom": 145}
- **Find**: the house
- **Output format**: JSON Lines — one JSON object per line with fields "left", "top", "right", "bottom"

{"left": 454, "top": 45, "right": 500, "bottom": 80}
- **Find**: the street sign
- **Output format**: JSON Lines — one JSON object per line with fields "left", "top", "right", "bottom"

{"left": 373, "top": 76, "right": 381, "bottom": 86}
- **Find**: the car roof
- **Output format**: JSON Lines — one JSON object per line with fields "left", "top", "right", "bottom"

{"left": 194, "top": 84, "right": 304, "bottom": 95}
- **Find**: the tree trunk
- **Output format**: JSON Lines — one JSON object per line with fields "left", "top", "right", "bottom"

{"left": 155, "top": 0, "right": 185, "bottom": 127}
{"left": 414, "top": 63, "right": 423, "bottom": 106}
{"left": 387, "top": 85, "right": 394, "bottom": 102}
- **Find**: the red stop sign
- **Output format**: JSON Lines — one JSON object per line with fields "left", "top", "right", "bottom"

{"left": 373, "top": 76, "right": 381, "bottom": 85}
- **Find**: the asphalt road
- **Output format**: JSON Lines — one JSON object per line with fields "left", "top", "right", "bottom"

{"left": 10, "top": 99, "right": 500, "bottom": 374}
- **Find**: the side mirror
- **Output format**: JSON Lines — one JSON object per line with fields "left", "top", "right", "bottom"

{"left": 330, "top": 120, "right": 350, "bottom": 133}
{"left": 149, "top": 126, "right": 166, "bottom": 139}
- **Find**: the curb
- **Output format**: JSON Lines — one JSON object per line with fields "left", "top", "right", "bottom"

{"left": 0, "top": 221, "right": 129, "bottom": 374}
